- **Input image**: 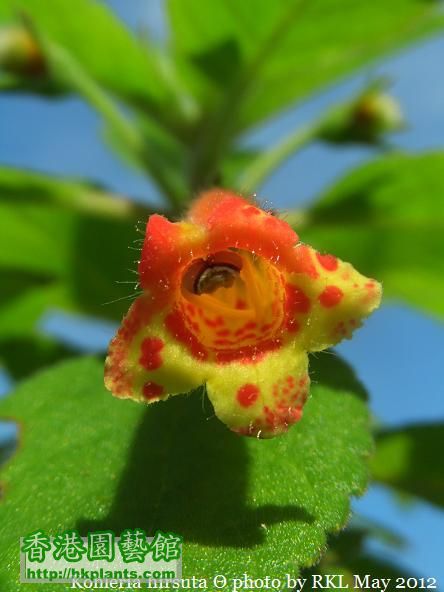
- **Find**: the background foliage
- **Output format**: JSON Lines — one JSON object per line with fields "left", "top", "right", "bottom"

{"left": 0, "top": 1, "right": 443, "bottom": 590}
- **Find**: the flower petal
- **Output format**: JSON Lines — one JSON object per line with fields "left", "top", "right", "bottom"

{"left": 138, "top": 215, "right": 207, "bottom": 298}
{"left": 104, "top": 295, "right": 207, "bottom": 403}
{"left": 205, "top": 344, "right": 309, "bottom": 438}
{"left": 188, "top": 189, "right": 300, "bottom": 267}
{"left": 105, "top": 189, "right": 382, "bottom": 439}
{"left": 285, "top": 245, "right": 382, "bottom": 352}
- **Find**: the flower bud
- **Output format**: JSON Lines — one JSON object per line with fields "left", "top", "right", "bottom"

{"left": 0, "top": 26, "right": 45, "bottom": 76}
{"left": 319, "top": 90, "right": 404, "bottom": 145}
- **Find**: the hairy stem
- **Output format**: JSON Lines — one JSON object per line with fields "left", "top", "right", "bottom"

{"left": 238, "top": 122, "right": 321, "bottom": 194}
{"left": 45, "top": 43, "right": 187, "bottom": 210}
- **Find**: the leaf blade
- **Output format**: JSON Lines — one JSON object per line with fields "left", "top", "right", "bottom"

{"left": 300, "top": 152, "right": 444, "bottom": 318}
{"left": 371, "top": 423, "right": 444, "bottom": 509}
{"left": 167, "top": 0, "right": 444, "bottom": 130}
{"left": 0, "top": 354, "right": 372, "bottom": 588}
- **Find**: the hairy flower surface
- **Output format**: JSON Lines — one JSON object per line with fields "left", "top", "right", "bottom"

{"left": 105, "top": 189, "right": 381, "bottom": 438}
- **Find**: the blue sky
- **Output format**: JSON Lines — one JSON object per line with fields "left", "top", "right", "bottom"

{"left": 0, "top": 0, "right": 443, "bottom": 582}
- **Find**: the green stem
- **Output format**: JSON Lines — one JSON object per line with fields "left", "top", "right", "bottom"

{"left": 237, "top": 80, "right": 391, "bottom": 194}
{"left": 45, "top": 43, "right": 186, "bottom": 210}
{"left": 189, "top": 0, "right": 308, "bottom": 192}
{"left": 238, "top": 121, "right": 321, "bottom": 194}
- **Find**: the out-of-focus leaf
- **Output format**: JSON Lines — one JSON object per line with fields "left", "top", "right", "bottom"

{"left": 68, "top": 215, "right": 142, "bottom": 320}
{"left": 0, "top": 337, "right": 73, "bottom": 380}
{"left": 0, "top": 166, "right": 141, "bottom": 217}
{"left": 1, "top": 0, "right": 176, "bottom": 112}
{"left": 341, "top": 557, "right": 423, "bottom": 591}
{"left": 0, "top": 166, "right": 135, "bottom": 280}
{"left": 0, "top": 436, "right": 16, "bottom": 468}
{"left": 299, "top": 152, "right": 444, "bottom": 318}
{"left": 307, "top": 529, "right": 421, "bottom": 590}
{"left": 0, "top": 279, "right": 71, "bottom": 339}
{"left": 167, "top": 0, "right": 444, "bottom": 131}
{"left": 221, "top": 148, "right": 259, "bottom": 187}
{"left": 0, "top": 353, "right": 371, "bottom": 588}
{"left": 0, "top": 167, "right": 148, "bottom": 321}
{"left": 309, "top": 555, "right": 422, "bottom": 591}
{"left": 103, "top": 111, "right": 190, "bottom": 204}
{"left": 371, "top": 423, "right": 444, "bottom": 508}
{"left": 349, "top": 515, "right": 405, "bottom": 549}
{"left": 0, "top": 207, "right": 140, "bottom": 319}
{"left": 0, "top": 270, "right": 46, "bottom": 307}
{"left": 0, "top": 201, "right": 74, "bottom": 276}
{"left": 0, "top": 269, "right": 74, "bottom": 378}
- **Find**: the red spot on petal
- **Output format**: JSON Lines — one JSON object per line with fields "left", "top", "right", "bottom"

{"left": 237, "top": 383, "right": 260, "bottom": 407}
{"left": 286, "top": 318, "right": 300, "bottom": 333}
{"left": 216, "top": 328, "right": 231, "bottom": 337}
{"left": 240, "top": 333, "right": 258, "bottom": 341}
{"left": 286, "top": 284, "right": 311, "bottom": 314}
{"left": 139, "top": 337, "right": 164, "bottom": 370}
{"left": 214, "top": 338, "right": 233, "bottom": 346}
{"left": 316, "top": 252, "right": 338, "bottom": 271}
{"left": 186, "top": 303, "right": 196, "bottom": 316}
{"left": 165, "top": 309, "right": 208, "bottom": 360}
{"left": 319, "top": 285, "right": 343, "bottom": 308}
{"left": 234, "top": 327, "right": 246, "bottom": 337}
{"left": 284, "top": 285, "right": 310, "bottom": 331}
{"left": 142, "top": 381, "right": 164, "bottom": 399}
{"left": 204, "top": 316, "right": 224, "bottom": 328}
{"left": 235, "top": 299, "right": 247, "bottom": 310}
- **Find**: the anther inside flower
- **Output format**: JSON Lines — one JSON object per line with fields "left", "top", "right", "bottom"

{"left": 105, "top": 189, "right": 381, "bottom": 438}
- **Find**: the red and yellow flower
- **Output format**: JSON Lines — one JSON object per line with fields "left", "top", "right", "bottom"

{"left": 105, "top": 189, "right": 381, "bottom": 438}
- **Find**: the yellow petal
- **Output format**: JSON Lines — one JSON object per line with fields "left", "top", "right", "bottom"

{"left": 205, "top": 344, "right": 309, "bottom": 438}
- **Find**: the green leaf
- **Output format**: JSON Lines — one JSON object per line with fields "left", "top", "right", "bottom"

{"left": 0, "top": 279, "right": 70, "bottom": 338}
{"left": 167, "top": 0, "right": 444, "bottom": 131}
{"left": 0, "top": 354, "right": 371, "bottom": 589}
{"left": 0, "top": 166, "right": 143, "bottom": 217}
{"left": 300, "top": 152, "right": 444, "bottom": 318}
{"left": 371, "top": 423, "right": 444, "bottom": 509}
{"left": 66, "top": 214, "right": 142, "bottom": 320}
{"left": 0, "top": 337, "right": 73, "bottom": 381}
{"left": 309, "top": 553, "right": 422, "bottom": 591}
{"left": 338, "top": 557, "right": 424, "bottom": 591}
{"left": 349, "top": 515, "right": 405, "bottom": 549}
{"left": 0, "top": 269, "right": 74, "bottom": 378}
{"left": 0, "top": 167, "right": 149, "bottom": 321}
{"left": 0, "top": 199, "right": 74, "bottom": 277}
{"left": 0, "top": 166, "right": 131, "bottom": 278}
{"left": 306, "top": 528, "right": 420, "bottom": 590}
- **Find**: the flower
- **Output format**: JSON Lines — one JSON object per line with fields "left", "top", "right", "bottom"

{"left": 105, "top": 189, "right": 381, "bottom": 438}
